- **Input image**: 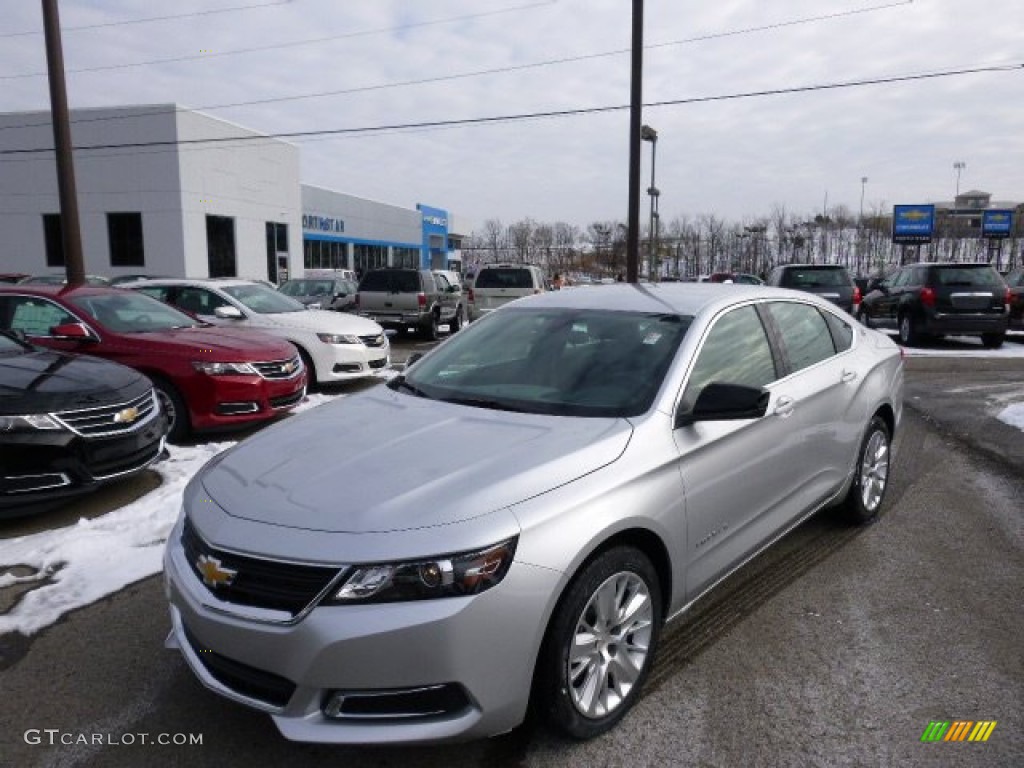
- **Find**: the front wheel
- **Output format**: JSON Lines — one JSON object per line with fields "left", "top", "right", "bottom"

{"left": 537, "top": 547, "right": 662, "bottom": 740}
{"left": 857, "top": 307, "right": 872, "bottom": 328}
{"left": 152, "top": 377, "right": 189, "bottom": 443}
{"left": 842, "top": 415, "right": 891, "bottom": 525}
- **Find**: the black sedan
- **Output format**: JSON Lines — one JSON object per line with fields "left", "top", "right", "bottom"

{"left": 0, "top": 331, "right": 167, "bottom": 516}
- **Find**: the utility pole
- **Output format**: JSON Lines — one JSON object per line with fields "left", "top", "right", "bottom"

{"left": 625, "top": 0, "right": 643, "bottom": 284}
{"left": 42, "top": 0, "right": 85, "bottom": 286}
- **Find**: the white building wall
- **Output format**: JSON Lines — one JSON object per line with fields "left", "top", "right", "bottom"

{"left": 176, "top": 110, "right": 301, "bottom": 279}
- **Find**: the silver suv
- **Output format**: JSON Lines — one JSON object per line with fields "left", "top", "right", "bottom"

{"left": 467, "top": 264, "right": 546, "bottom": 322}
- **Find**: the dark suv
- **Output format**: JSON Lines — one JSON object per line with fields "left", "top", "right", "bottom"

{"left": 858, "top": 262, "right": 1009, "bottom": 347}
{"left": 766, "top": 264, "right": 859, "bottom": 313}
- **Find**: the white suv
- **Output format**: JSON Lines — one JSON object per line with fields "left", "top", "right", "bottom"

{"left": 467, "top": 264, "right": 546, "bottom": 322}
{"left": 128, "top": 278, "right": 389, "bottom": 385}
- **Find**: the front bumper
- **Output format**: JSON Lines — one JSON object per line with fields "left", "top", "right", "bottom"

{"left": 162, "top": 518, "right": 559, "bottom": 744}
{"left": 188, "top": 371, "right": 307, "bottom": 432}
{"left": 312, "top": 342, "right": 390, "bottom": 383}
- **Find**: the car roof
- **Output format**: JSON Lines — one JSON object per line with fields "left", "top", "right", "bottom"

{"left": 0, "top": 283, "right": 124, "bottom": 299}
{"left": 777, "top": 263, "right": 847, "bottom": 270}
{"left": 120, "top": 277, "right": 257, "bottom": 288}
{"left": 516, "top": 282, "right": 816, "bottom": 316}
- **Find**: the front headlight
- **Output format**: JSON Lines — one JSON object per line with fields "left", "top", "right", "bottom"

{"left": 326, "top": 537, "right": 518, "bottom": 604}
{"left": 317, "top": 333, "right": 361, "bottom": 345}
{"left": 191, "top": 361, "right": 258, "bottom": 375}
{"left": 0, "top": 413, "right": 64, "bottom": 432}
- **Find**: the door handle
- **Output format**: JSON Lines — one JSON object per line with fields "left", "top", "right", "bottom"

{"left": 774, "top": 395, "right": 794, "bottom": 417}
{"left": 841, "top": 369, "right": 858, "bottom": 383}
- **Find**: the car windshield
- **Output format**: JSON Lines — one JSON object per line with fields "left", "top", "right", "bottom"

{"left": 474, "top": 268, "right": 535, "bottom": 289}
{"left": 70, "top": 292, "right": 200, "bottom": 332}
{"left": 782, "top": 268, "right": 850, "bottom": 288}
{"left": 932, "top": 266, "right": 1004, "bottom": 288}
{"left": 221, "top": 284, "right": 305, "bottom": 313}
{"left": 279, "top": 279, "right": 335, "bottom": 297}
{"left": 395, "top": 307, "right": 692, "bottom": 417}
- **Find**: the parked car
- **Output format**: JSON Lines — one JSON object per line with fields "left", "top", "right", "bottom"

{"left": 705, "top": 272, "right": 764, "bottom": 285}
{"left": 1003, "top": 266, "right": 1024, "bottom": 331}
{"left": 126, "top": 278, "right": 389, "bottom": 385}
{"left": 467, "top": 263, "right": 546, "bottom": 322}
{"left": 278, "top": 276, "right": 358, "bottom": 312}
{"left": 0, "top": 273, "right": 30, "bottom": 284}
{"left": 0, "top": 330, "right": 167, "bottom": 515}
{"left": 858, "top": 262, "right": 1010, "bottom": 347}
{"left": 20, "top": 274, "right": 111, "bottom": 286}
{"left": 108, "top": 274, "right": 171, "bottom": 286}
{"left": 356, "top": 268, "right": 460, "bottom": 339}
{"left": 432, "top": 269, "right": 468, "bottom": 328}
{"left": 0, "top": 285, "right": 307, "bottom": 441}
{"left": 163, "top": 283, "right": 902, "bottom": 745}
{"left": 766, "top": 264, "right": 860, "bottom": 313}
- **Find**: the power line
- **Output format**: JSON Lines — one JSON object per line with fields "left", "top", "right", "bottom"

{"left": 2, "top": 61, "right": 1019, "bottom": 157}
{"left": 0, "top": 0, "right": 914, "bottom": 133}
{"left": 0, "top": 1, "right": 293, "bottom": 38}
{"left": 0, "top": 1, "right": 558, "bottom": 80}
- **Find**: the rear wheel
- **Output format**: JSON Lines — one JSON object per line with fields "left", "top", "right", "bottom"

{"left": 856, "top": 307, "right": 872, "bottom": 328}
{"left": 421, "top": 312, "right": 439, "bottom": 341}
{"left": 449, "top": 306, "right": 462, "bottom": 333}
{"left": 897, "top": 313, "right": 919, "bottom": 346}
{"left": 151, "top": 377, "right": 189, "bottom": 443}
{"left": 842, "top": 415, "right": 891, "bottom": 525}
{"left": 981, "top": 332, "right": 1005, "bottom": 349}
{"left": 537, "top": 547, "right": 662, "bottom": 740}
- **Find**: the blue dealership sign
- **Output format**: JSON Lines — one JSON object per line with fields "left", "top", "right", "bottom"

{"left": 981, "top": 209, "right": 1013, "bottom": 239}
{"left": 892, "top": 205, "right": 935, "bottom": 244}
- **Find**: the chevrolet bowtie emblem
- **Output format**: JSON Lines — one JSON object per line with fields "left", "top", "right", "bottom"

{"left": 283, "top": 361, "right": 295, "bottom": 373}
{"left": 196, "top": 554, "right": 237, "bottom": 588}
{"left": 113, "top": 406, "right": 139, "bottom": 424}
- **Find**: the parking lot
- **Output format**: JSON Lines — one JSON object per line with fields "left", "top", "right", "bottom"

{"left": 1, "top": 334, "right": 1022, "bottom": 767}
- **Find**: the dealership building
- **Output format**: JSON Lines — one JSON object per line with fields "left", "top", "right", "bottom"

{"left": 0, "top": 104, "right": 466, "bottom": 282}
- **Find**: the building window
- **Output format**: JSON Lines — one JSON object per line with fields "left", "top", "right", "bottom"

{"left": 42, "top": 213, "right": 64, "bottom": 267}
{"left": 107, "top": 212, "right": 145, "bottom": 267}
{"left": 206, "top": 215, "right": 237, "bottom": 277}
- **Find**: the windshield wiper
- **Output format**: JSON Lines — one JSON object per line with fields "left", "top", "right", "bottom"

{"left": 387, "top": 375, "right": 429, "bottom": 398}
{"left": 438, "top": 395, "right": 529, "bottom": 413}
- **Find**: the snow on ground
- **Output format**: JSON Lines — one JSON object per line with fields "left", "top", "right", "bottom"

{"left": 0, "top": 389, "right": 346, "bottom": 636}
{"left": 998, "top": 403, "right": 1024, "bottom": 431}
{"left": 887, "top": 330, "right": 1024, "bottom": 357}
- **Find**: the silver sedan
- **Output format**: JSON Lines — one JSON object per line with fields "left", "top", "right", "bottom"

{"left": 163, "top": 283, "right": 903, "bottom": 744}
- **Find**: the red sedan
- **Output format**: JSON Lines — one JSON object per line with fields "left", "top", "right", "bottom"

{"left": 0, "top": 285, "right": 307, "bottom": 441}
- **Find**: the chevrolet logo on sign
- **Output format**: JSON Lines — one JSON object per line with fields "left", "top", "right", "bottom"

{"left": 196, "top": 554, "right": 237, "bottom": 588}
{"left": 900, "top": 209, "right": 930, "bottom": 221}
{"left": 113, "top": 407, "right": 139, "bottom": 424}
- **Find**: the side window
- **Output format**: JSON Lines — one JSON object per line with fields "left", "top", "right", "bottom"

{"left": 4, "top": 297, "right": 75, "bottom": 336}
{"left": 435, "top": 274, "right": 450, "bottom": 291}
{"left": 766, "top": 302, "right": 836, "bottom": 373}
{"left": 175, "top": 287, "right": 229, "bottom": 315}
{"left": 680, "top": 306, "right": 777, "bottom": 414}
{"left": 135, "top": 286, "right": 170, "bottom": 303}
{"left": 823, "top": 310, "right": 854, "bottom": 352}
{"left": 889, "top": 269, "right": 907, "bottom": 289}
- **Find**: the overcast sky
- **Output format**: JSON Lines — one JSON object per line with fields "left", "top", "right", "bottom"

{"left": 1, "top": 0, "right": 1022, "bottom": 234}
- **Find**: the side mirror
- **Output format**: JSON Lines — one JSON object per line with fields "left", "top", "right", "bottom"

{"left": 213, "top": 305, "right": 244, "bottom": 320}
{"left": 676, "top": 382, "right": 769, "bottom": 427}
{"left": 50, "top": 322, "right": 97, "bottom": 342}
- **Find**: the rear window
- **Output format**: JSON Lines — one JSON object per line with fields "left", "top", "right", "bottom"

{"left": 930, "top": 266, "right": 1004, "bottom": 288}
{"left": 474, "top": 268, "right": 536, "bottom": 289}
{"left": 780, "top": 267, "right": 851, "bottom": 288}
{"left": 359, "top": 270, "right": 421, "bottom": 293}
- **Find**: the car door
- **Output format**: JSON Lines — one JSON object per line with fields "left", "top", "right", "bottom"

{"left": 762, "top": 300, "right": 864, "bottom": 510}
{"left": 672, "top": 303, "right": 798, "bottom": 601}
{"left": 871, "top": 269, "right": 904, "bottom": 328}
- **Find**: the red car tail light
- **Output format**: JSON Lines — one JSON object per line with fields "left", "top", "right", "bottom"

{"left": 468, "top": 288, "right": 475, "bottom": 303}
{"left": 417, "top": 292, "right": 427, "bottom": 308}
{"left": 920, "top": 286, "right": 936, "bottom": 307}
{"left": 853, "top": 286, "right": 862, "bottom": 306}
{"left": 1006, "top": 288, "right": 1013, "bottom": 310}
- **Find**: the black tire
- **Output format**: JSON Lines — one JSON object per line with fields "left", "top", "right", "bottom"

{"left": 294, "top": 346, "right": 317, "bottom": 388}
{"left": 897, "top": 313, "right": 919, "bottom": 346}
{"left": 421, "top": 312, "right": 439, "bottom": 341}
{"left": 857, "top": 308, "right": 872, "bottom": 328}
{"left": 449, "top": 306, "right": 462, "bottom": 333}
{"left": 981, "top": 332, "right": 1005, "bottom": 349}
{"left": 842, "top": 415, "right": 891, "bottom": 525}
{"left": 537, "top": 546, "right": 662, "bottom": 740}
{"left": 151, "top": 376, "right": 190, "bottom": 443}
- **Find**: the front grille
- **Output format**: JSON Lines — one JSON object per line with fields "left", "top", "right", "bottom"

{"left": 3, "top": 472, "right": 71, "bottom": 494}
{"left": 270, "top": 388, "right": 304, "bottom": 410}
{"left": 323, "top": 684, "right": 471, "bottom": 720}
{"left": 359, "top": 333, "right": 387, "bottom": 348}
{"left": 181, "top": 518, "right": 343, "bottom": 616}
{"left": 55, "top": 389, "right": 157, "bottom": 437}
{"left": 88, "top": 438, "right": 163, "bottom": 479}
{"left": 183, "top": 624, "right": 296, "bottom": 709}
{"left": 368, "top": 358, "right": 388, "bottom": 370}
{"left": 333, "top": 363, "right": 362, "bottom": 374}
{"left": 215, "top": 401, "right": 260, "bottom": 416}
{"left": 252, "top": 355, "right": 303, "bottom": 380}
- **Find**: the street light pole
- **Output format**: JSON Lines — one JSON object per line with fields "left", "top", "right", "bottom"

{"left": 641, "top": 124, "right": 658, "bottom": 281}
{"left": 953, "top": 160, "right": 966, "bottom": 202}
{"left": 859, "top": 176, "right": 868, "bottom": 276}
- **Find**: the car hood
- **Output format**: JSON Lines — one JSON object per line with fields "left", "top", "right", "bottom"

{"left": 253, "top": 309, "right": 382, "bottom": 335}
{"left": 200, "top": 389, "right": 632, "bottom": 533}
{"left": 0, "top": 349, "right": 148, "bottom": 413}
{"left": 124, "top": 326, "right": 296, "bottom": 360}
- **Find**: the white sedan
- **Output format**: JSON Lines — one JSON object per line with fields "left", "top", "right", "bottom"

{"left": 128, "top": 279, "right": 389, "bottom": 385}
